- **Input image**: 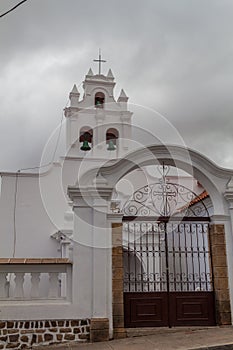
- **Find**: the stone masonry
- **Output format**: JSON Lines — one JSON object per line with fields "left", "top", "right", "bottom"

{"left": 112, "top": 223, "right": 127, "bottom": 339}
{"left": 90, "top": 318, "right": 109, "bottom": 342}
{"left": 0, "top": 319, "right": 90, "bottom": 349}
{"left": 209, "top": 224, "right": 232, "bottom": 325}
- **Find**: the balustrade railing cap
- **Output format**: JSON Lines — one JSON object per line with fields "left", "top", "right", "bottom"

{"left": 0, "top": 258, "right": 72, "bottom": 264}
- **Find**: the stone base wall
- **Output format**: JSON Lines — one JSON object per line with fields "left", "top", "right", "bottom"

{"left": 209, "top": 224, "right": 232, "bottom": 325}
{"left": 90, "top": 318, "right": 109, "bottom": 342}
{"left": 0, "top": 319, "right": 90, "bottom": 349}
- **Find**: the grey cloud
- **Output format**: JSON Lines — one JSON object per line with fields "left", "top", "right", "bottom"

{"left": 0, "top": 0, "right": 233, "bottom": 171}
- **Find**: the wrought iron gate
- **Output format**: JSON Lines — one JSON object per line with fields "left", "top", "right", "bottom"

{"left": 122, "top": 166, "right": 215, "bottom": 327}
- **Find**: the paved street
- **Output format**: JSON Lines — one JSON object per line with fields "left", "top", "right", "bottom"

{"left": 34, "top": 326, "right": 233, "bottom": 350}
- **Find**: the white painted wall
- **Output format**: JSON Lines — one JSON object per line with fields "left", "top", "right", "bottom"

{"left": 0, "top": 174, "right": 57, "bottom": 258}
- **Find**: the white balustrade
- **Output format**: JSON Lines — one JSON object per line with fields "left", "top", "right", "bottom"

{"left": 48, "top": 272, "right": 59, "bottom": 298}
{"left": 14, "top": 272, "right": 25, "bottom": 298}
{"left": 30, "top": 272, "right": 40, "bottom": 298}
{"left": 0, "top": 260, "right": 72, "bottom": 302}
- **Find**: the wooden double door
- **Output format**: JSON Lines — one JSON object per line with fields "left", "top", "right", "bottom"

{"left": 123, "top": 218, "right": 216, "bottom": 327}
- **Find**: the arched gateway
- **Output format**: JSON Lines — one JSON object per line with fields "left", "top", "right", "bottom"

{"left": 68, "top": 145, "right": 233, "bottom": 338}
{"left": 122, "top": 164, "right": 215, "bottom": 327}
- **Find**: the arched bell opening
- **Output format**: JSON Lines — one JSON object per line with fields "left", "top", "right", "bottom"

{"left": 79, "top": 126, "right": 93, "bottom": 151}
{"left": 106, "top": 128, "right": 119, "bottom": 151}
{"left": 95, "top": 92, "right": 105, "bottom": 108}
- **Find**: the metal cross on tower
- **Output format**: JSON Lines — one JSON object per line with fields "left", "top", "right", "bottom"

{"left": 93, "top": 49, "right": 106, "bottom": 75}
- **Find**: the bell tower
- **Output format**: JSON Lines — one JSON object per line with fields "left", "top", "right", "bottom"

{"left": 64, "top": 55, "right": 133, "bottom": 158}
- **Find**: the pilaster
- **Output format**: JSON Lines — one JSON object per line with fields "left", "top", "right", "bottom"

{"left": 111, "top": 222, "right": 126, "bottom": 339}
{"left": 223, "top": 181, "right": 233, "bottom": 324}
{"left": 224, "top": 182, "right": 233, "bottom": 226}
{"left": 209, "top": 223, "right": 231, "bottom": 325}
{"left": 68, "top": 181, "right": 113, "bottom": 322}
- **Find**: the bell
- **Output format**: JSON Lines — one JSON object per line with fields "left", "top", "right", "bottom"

{"left": 107, "top": 140, "right": 116, "bottom": 151}
{"left": 81, "top": 140, "right": 91, "bottom": 151}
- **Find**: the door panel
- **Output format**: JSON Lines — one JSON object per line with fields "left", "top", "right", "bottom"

{"left": 124, "top": 291, "right": 215, "bottom": 327}
{"left": 169, "top": 292, "right": 215, "bottom": 326}
{"left": 124, "top": 292, "right": 168, "bottom": 327}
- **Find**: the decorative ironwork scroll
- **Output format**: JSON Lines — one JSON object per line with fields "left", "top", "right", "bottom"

{"left": 122, "top": 165, "right": 209, "bottom": 217}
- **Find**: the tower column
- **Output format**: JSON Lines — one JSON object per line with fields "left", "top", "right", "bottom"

{"left": 95, "top": 110, "right": 105, "bottom": 150}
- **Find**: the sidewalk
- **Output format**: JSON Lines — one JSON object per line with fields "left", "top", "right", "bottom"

{"left": 34, "top": 326, "right": 233, "bottom": 350}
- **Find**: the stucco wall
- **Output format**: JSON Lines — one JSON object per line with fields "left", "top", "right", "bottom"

{"left": 0, "top": 174, "right": 57, "bottom": 258}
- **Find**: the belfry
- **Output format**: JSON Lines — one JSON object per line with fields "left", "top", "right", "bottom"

{"left": 64, "top": 55, "right": 132, "bottom": 159}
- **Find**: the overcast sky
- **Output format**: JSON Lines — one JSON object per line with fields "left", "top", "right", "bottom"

{"left": 0, "top": 0, "right": 233, "bottom": 171}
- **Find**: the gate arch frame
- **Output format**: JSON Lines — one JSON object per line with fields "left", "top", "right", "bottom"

{"left": 77, "top": 145, "right": 231, "bottom": 217}
{"left": 68, "top": 144, "right": 233, "bottom": 338}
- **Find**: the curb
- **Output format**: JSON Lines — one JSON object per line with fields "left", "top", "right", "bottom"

{"left": 191, "top": 344, "right": 233, "bottom": 350}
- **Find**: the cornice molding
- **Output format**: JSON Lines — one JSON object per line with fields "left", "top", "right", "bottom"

{"left": 65, "top": 106, "right": 133, "bottom": 117}
{"left": 210, "top": 214, "right": 230, "bottom": 223}
{"left": 107, "top": 213, "right": 124, "bottom": 222}
{"left": 67, "top": 185, "right": 113, "bottom": 202}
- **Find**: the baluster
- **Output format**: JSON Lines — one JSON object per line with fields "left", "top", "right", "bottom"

{"left": 14, "top": 273, "right": 25, "bottom": 298}
{"left": 0, "top": 273, "right": 8, "bottom": 298}
{"left": 48, "top": 272, "right": 59, "bottom": 298}
{"left": 30, "top": 272, "right": 41, "bottom": 298}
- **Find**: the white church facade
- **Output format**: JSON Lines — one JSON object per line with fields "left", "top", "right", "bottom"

{"left": 0, "top": 60, "right": 233, "bottom": 348}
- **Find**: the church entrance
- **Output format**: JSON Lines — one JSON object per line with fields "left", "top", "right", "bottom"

{"left": 122, "top": 167, "right": 216, "bottom": 328}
